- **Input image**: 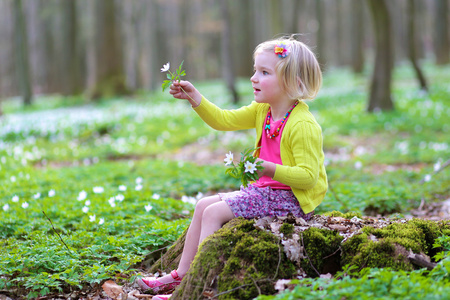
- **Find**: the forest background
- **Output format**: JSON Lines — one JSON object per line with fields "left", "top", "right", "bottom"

{"left": 0, "top": 0, "right": 450, "bottom": 299}
{"left": 1, "top": 0, "right": 449, "bottom": 106}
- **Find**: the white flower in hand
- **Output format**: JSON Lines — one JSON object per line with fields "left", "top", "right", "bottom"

{"left": 244, "top": 161, "right": 257, "bottom": 174}
{"left": 224, "top": 151, "right": 234, "bottom": 166}
{"left": 161, "top": 62, "right": 170, "bottom": 72}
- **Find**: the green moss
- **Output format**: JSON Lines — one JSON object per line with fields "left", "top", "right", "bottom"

{"left": 343, "top": 238, "right": 413, "bottom": 271}
{"left": 324, "top": 211, "right": 362, "bottom": 219}
{"left": 300, "top": 227, "right": 344, "bottom": 277}
{"left": 279, "top": 223, "right": 295, "bottom": 238}
{"left": 172, "top": 218, "right": 297, "bottom": 299}
{"left": 342, "top": 219, "right": 450, "bottom": 270}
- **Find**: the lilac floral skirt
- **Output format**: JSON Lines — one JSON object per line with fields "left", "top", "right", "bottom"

{"left": 219, "top": 184, "right": 313, "bottom": 221}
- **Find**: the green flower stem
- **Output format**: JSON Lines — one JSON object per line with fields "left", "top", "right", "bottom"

{"left": 168, "top": 70, "right": 198, "bottom": 106}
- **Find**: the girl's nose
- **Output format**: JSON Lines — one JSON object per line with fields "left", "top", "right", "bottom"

{"left": 250, "top": 73, "right": 257, "bottom": 83}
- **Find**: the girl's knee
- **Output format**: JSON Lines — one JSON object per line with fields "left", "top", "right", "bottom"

{"left": 194, "top": 195, "right": 220, "bottom": 213}
{"left": 202, "top": 203, "right": 234, "bottom": 225}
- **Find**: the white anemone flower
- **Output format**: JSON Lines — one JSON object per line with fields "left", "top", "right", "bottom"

{"left": 48, "top": 189, "right": 56, "bottom": 197}
{"left": 423, "top": 174, "right": 431, "bottom": 182}
{"left": 12, "top": 195, "right": 19, "bottom": 202}
{"left": 22, "top": 202, "right": 29, "bottom": 209}
{"left": 89, "top": 214, "right": 96, "bottom": 222}
{"left": 85, "top": 200, "right": 91, "bottom": 206}
{"left": 136, "top": 177, "right": 143, "bottom": 184}
{"left": 34, "top": 193, "right": 41, "bottom": 199}
{"left": 82, "top": 206, "right": 89, "bottom": 213}
{"left": 99, "top": 218, "right": 105, "bottom": 225}
{"left": 3, "top": 204, "right": 9, "bottom": 211}
{"left": 118, "top": 185, "right": 127, "bottom": 192}
{"left": 224, "top": 151, "right": 234, "bottom": 166}
{"left": 115, "top": 194, "right": 125, "bottom": 202}
{"left": 135, "top": 184, "right": 143, "bottom": 191}
{"left": 93, "top": 186, "right": 104, "bottom": 194}
{"left": 77, "top": 190, "right": 87, "bottom": 201}
{"left": 244, "top": 161, "right": 257, "bottom": 174}
{"left": 108, "top": 197, "right": 116, "bottom": 207}
{"left": 152, "top": 193, "right": 161, "bottom": 200}
{"left": 161, "top": 62, "right": 170, "bottom": 72}
{"left": 145, "top": 204, "right": 153, "bottom": 212}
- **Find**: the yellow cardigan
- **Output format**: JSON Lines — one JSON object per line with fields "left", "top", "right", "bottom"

{"left": 194, "top": 96, "right": 327, "bottom": 214}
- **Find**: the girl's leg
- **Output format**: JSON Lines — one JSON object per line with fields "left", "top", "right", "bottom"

{"left": 155, "top": 195, "right": 234, "bottom": 283}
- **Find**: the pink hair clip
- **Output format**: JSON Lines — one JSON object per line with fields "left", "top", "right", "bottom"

{"left": 274, "top": 43, "right": 289, "bottom": 58}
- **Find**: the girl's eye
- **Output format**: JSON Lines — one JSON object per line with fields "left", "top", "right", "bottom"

{"left": 262, "top": 71, "right": 268, "bottom": 75}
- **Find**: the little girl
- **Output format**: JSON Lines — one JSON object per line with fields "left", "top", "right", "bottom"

{"left": 137, "top": 37, "right": 327, "bottom": 300}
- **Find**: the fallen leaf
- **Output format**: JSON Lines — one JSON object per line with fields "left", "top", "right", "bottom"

{"left": 102, "top": 280, "right": 125, "bottom": 300}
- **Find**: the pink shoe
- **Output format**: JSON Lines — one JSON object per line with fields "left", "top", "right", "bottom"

{"left": 153, "top": 295, "right": 172, "bottom": 300}
{"left": 136, "top": 270, "right": 182, "bottom": 294}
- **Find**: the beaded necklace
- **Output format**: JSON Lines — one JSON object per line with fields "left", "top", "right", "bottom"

{"left": 264, "top": 101, "right": 299, "bottom": 139}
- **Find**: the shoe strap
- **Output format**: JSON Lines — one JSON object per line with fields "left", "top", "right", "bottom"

{"left": 170, "top": 270, "right": 183, "bottom": 281}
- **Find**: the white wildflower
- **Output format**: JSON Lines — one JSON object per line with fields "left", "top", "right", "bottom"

{"left": 354, "top": 161, "right": 363, "bottom": 170}
{"left": 108, "top": 197, "right": 116, "bottom": 207}
{"left": 48, "top": 189, "right": 56, "bottom": 197}
{"left": 224, "top": 151, "right": 234, "bottom": 166}
{"left": 93, "top": 186, "right": 104, "bottom": 194}
{"left": 82, "top": 206, "right": 89, "bottom": 213}
{"left": 77, "top": 190, "right": 87, "bottom": 201}
{"left": 22, "top": 202, "right": 29, "bottom": 209}
{"left": 85, "top": 200, "right": 91, "bottom": 206}
{"left": 12, "top": 195, "right": 19, "bottom": 202}
{"left": 161, "top": 62, "right": 170, "bottom": 72}
{"left": 3, "top": 204, "right": 9, "bottom": 211}
{"left": 152, "top": 193, "right": 161, "bottom": 200}
{"left": 118, "top": 185, "right": 127, "bottom": 192}
{"left": 89, "top": 214, "right": 96, "bottom": 222}
{"left": 244, "top": 160, "right": 257, "bottom": 174}
{"left": 99, "top": 218, "right": 105, "bottom": 225}
{"left": 145, "top": 204, "right": 153, "bottom": 212}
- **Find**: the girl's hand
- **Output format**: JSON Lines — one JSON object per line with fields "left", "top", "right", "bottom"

{"left": 169, "top": 80, "right": 202, "bottom": 107}
{"left": 256, "top": 158, "right": 276, "bottom": 178}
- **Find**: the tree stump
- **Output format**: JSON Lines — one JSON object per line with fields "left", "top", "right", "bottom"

{"left": 146, "top": 213, "right": 450, "bottom": 300}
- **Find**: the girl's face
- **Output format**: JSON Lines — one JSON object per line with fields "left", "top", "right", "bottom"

{"left": 251, "top": 51, "right": 287, "bottom": 105}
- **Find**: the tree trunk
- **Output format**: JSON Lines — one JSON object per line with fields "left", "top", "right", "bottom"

{"left": 269, "top": 0, "right": 283, "bottom": 37}
{"left": 61, "top": 0, "right": 81, "bottom": 95}
{"left": 87, "top": 0, "right": 128, "bottom": 100}
{"left": 315, "top": 0, "right": 327, "bottom": 70}
{"left": 13, "top": 0, "right": 32, "bottom": 106}
{"left": 220, "top": 0, "right": 239, "bottom": 104}
{"left": 433, "top": 0, "right": 450, "bottom": 65}
{"left": 366, "top": 0, "right": 394, "bottom": 112}
{"left": 351, "top": 0, "right": 364, "bottom": 73}
{"left": 407, "top": 0, "right": 428, "bottom": 92}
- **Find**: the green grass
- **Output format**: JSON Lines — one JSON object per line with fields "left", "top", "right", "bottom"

{"left": 0, "top": 61, "right": 449, "bottom": 298}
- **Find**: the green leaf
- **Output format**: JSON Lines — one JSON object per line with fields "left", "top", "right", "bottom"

{"left": 162, "top": 80, "right": 172, "bottom": 91}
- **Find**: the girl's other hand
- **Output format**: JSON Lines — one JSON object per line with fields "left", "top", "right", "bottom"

{"left": 255, "top": 158, "right": 276, "bottom": 178}
{"left": 169, "top": 80, "right": 202, "bottom": 107}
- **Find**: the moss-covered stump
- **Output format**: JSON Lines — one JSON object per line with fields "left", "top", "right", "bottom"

{"left": 145, "top": 214, "right": 450, "bottom": 300}
{"left": 172, "top": 218, "right": 297, "bottom": 299}
{"left": 341, "top": 218, "right": 450, "bottom": 271}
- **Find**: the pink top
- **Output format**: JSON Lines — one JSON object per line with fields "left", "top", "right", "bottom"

{"left": 253, "top": 113, "right": 291, "bottom": 190}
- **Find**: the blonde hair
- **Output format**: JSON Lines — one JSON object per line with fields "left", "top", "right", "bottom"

{"left": 253, "top": 37, "right": 322, "bottom": 100}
